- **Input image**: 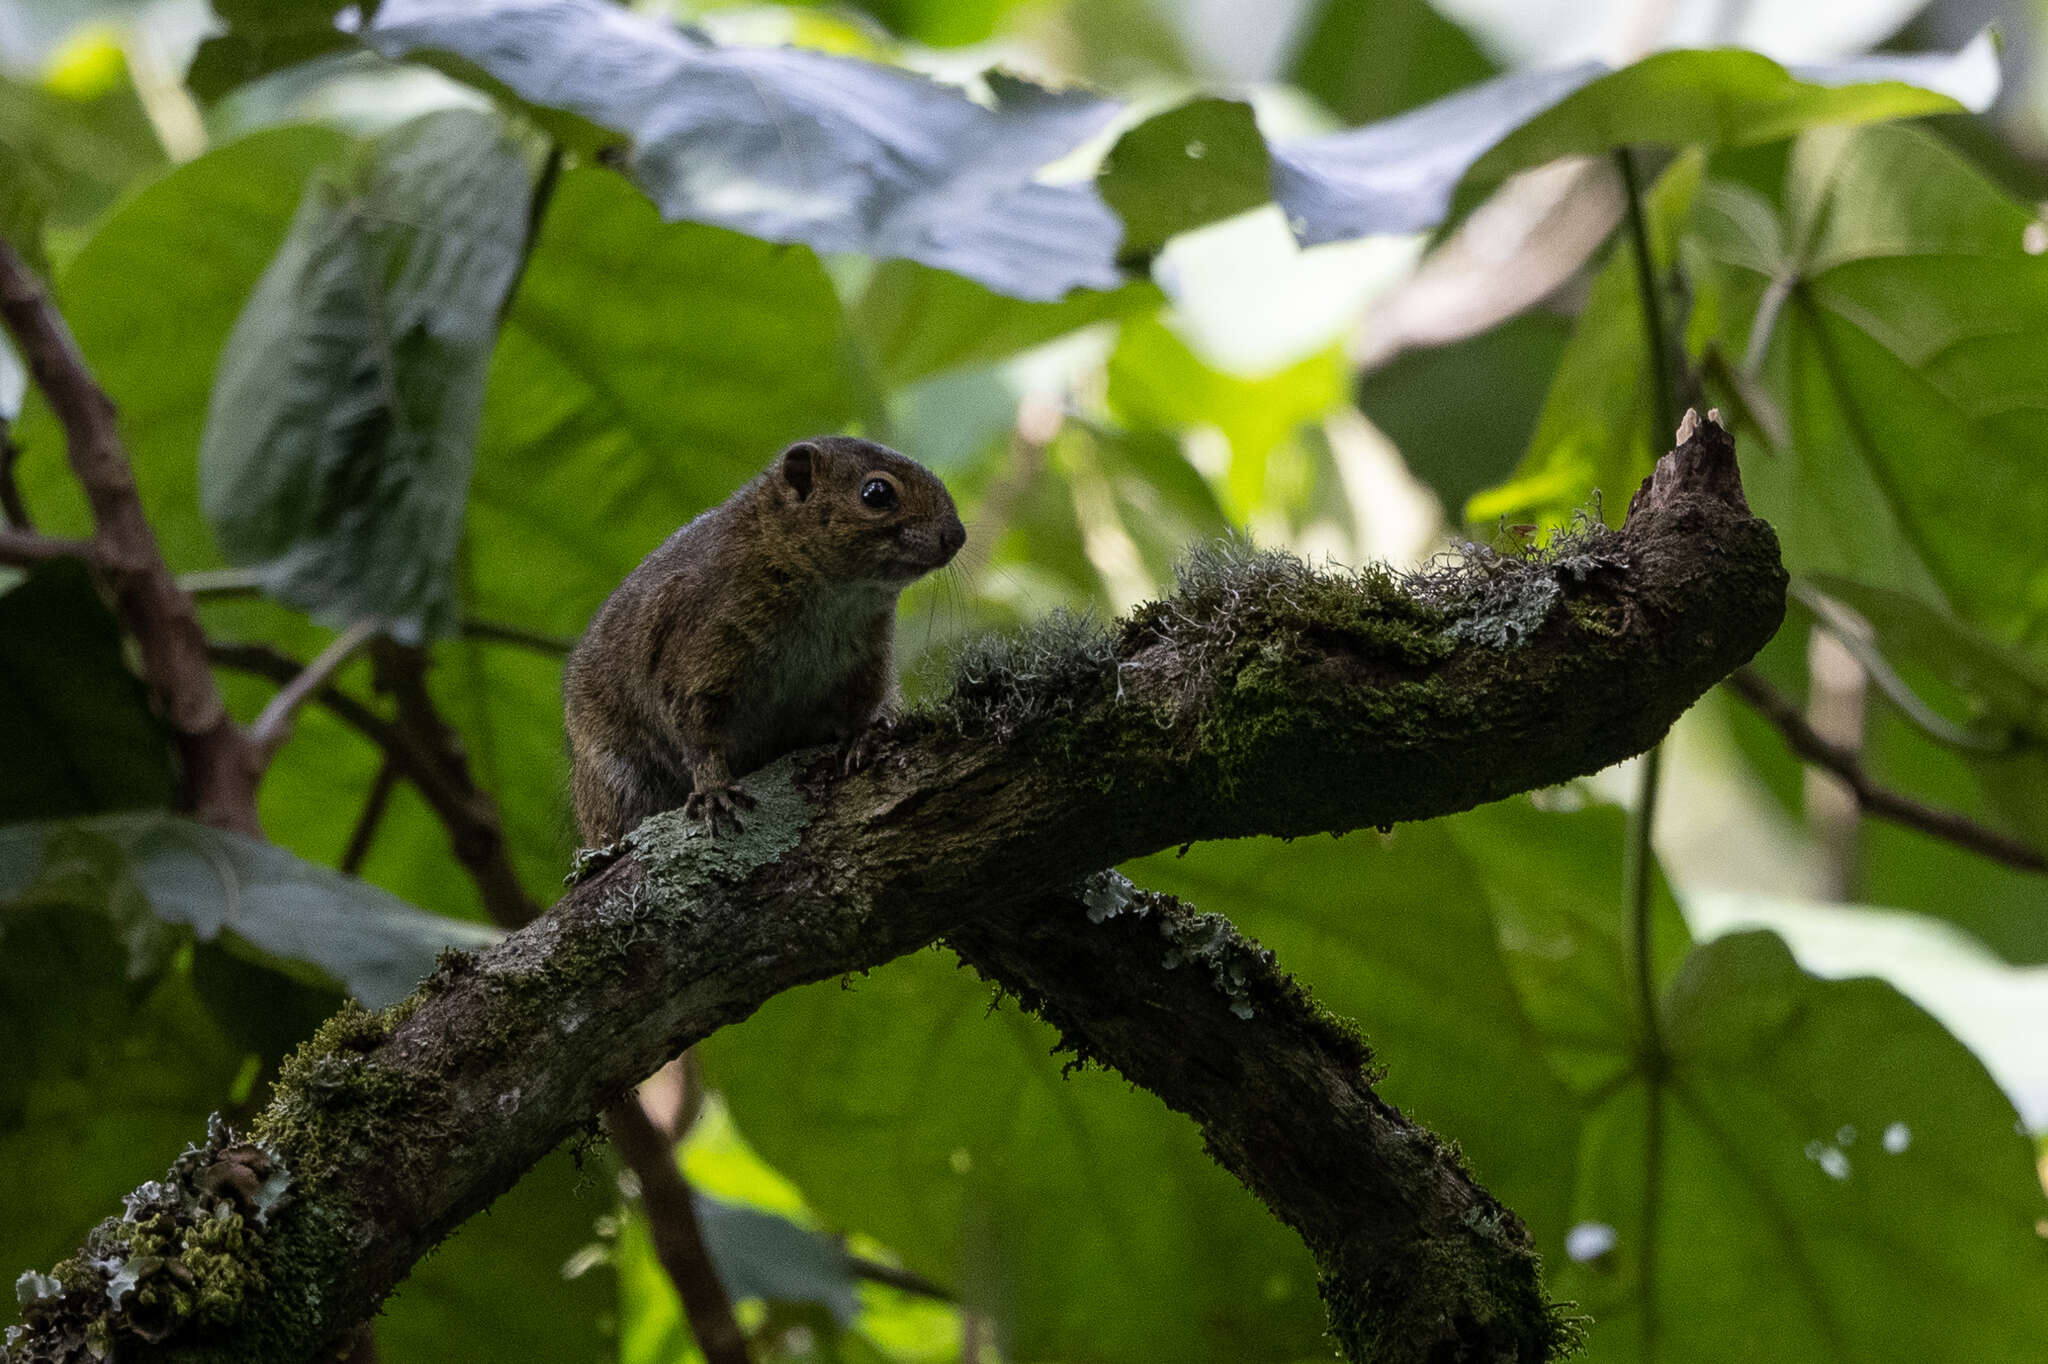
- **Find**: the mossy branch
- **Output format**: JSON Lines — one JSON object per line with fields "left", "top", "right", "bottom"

{"left": 5, "top": 418, "right": 1783, "bottom": 1364}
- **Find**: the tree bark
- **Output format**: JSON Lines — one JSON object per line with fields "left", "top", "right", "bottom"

{"left": 3, "top": 419, "right": 1783, "bottom": 1364}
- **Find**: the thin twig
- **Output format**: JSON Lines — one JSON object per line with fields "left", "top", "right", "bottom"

{"left": 606, "top": 1097, "right": 754, "bottom": 1364}
{"left": 1614, "top": 147, "right": 1680, "bottom": 440}
{"left": 370, "top": 639, "right": 540, "bottom": 929}
{"left": 1616, "top": 144, "right": 1678, "bottom": 1364}
{"left": 848, "top": 1255, "right": 953, "bottom": 1301}
{"left": 177, "top": 567, "right": 266, "bottom": 600}
{"left": 0, "top": 525, "right": 98, "bottom": 568}
{"left": 460, "top": 616, "right": 576, "bottom": 656}
{"left": 340, "top": 756, "right": 400, "bottom": 875}
{"left": 0, "top": 234, "right": 261, "bottom": 833}
{"left": 1725, "top": 667, "right": 2047, "bottom": 874}
{"left": 206, "top": 640, "right": 535, "bottom": 901}
{"left": 248, "top": 617, "right": 385, "bottom": 763}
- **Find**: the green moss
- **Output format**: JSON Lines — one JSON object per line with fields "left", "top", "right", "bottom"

{"left": 252, "top": 1000, "right": 425, "bottom": 1183}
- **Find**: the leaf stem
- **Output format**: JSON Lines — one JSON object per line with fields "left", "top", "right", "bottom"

{"left": 1614, "top": 146, "right": 1680, "bottom": 438}
{"left": 1617, "top": 143, "right": 1673, "bottom": 1364}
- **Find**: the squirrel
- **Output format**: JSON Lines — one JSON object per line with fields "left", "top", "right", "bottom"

{"left": 564, "top": 435, "right": 965, "bottom": 842}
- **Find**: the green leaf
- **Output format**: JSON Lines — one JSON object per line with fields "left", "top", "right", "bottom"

{"left": 1144, "top": 800, "right": 2048, "bottom": 1359}
{"left": 0, "top": 813, "right": 497, "bottom": 1009}
{"left": 1469, "top": 151, "right": 1704, "bottom": 528}
{"left": 1692, "top": 124, "right": 2048, "bottom": 638}
{"left": 1355, "top": 309, "right": 1571, "bottom": 512}
{"left": 1289, "top": 0, "right": 1496, "bottom": 126}
{"left": 0, "top": 58, "right": 167, "bottom": 251}
{"left": 199, "top": 108, "right": 531, "bottom": 642}
{"left": 1097, "top": 97, "right": 1272, "bottom": 262}
{"left": 0, "top": 139, "right": 52, "bottom": 285}
{"left": 0, "top": 560, "right": 177, "bottom": 821}
{"left": 13, "top": 124, "right": 353, "bottom": 561}
{"left": 1563, "top": 929, "right": 2048, "bottom": 1360}
{"left": 363, "top": 0, "right": 1123, "bottom": 301}
{"left": 1269, "top": 37, "right": 1995, "bottom": 248}
{"left": 855, "top": 260, "right": 1159, "bottom": 388}
{"left": 701, "top": 950, "right": 1329, "bottom": 1364}
{"left": 0, "top": 869, "right": 251, "bottom": 1309}
{"left": 378, "top": 1148, "right": 613, "bottom": 1364}
{"left": 1106, "top": 313, "right": 1345, "bottom": 520}
{"left": 840, "top": 0, "right": 1023, "bottom": 47}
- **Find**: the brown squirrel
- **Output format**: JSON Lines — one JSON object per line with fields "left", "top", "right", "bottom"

{"left": 564, "top": 436, "right": 965, "bottom": 841}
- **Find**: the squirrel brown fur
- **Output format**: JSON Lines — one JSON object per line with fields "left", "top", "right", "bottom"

{"left": 564, "top": 436, "right": 965, "bottom": 842}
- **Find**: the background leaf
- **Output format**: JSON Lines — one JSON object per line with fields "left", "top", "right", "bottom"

{"left": 0, "top": 813, "right": 497, "bottom": 1008}
{"left": 0, "top": 561, "right": 177, "bottom": 821}
{"left": 363, "top": 0, "right": 1125, "bottom": 301}
{"left": 199, "top": 108, "right": 531, "bottom": 642}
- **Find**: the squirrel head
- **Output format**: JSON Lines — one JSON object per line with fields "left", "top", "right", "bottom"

{"left": 771, "top": 436, "right": 966, "bottom": 584}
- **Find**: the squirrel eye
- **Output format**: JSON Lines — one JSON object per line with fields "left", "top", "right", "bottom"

{"left": 860, "top": 478, "right": 897, "bottom": 510}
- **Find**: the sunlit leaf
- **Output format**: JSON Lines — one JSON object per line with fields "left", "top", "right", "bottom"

{"left": 200, "top": 108, "right": 531, "bottom": 642}
{"left": 363, "top": 0, "right": 1124, "bottom": 301}
{"left": 1270, "top": 36, "right": 1995, "bottom": 248}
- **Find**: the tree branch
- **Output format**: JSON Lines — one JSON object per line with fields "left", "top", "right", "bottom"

{"left": 5, "top": 418, "right": 1785, "bottom": 1364}
{"left": 606, "top": 1099, "right": 753, "bottom": 1364}
{"left": 0, "top": 235, "right": 261, "bottom": 834}
{"left": 0, "top": 526, "right": 98, "bottom": 568}
{"left": 948, "top": 875, "right": 1582, "bottom": 1361}
{"left": 1723, "top": 666, "right": 2047, "bottom": 874}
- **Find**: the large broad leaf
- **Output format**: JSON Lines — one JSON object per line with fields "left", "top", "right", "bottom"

{"left": 362, "top": 0, "right": 1124, "bottom": 302}
{"left": 1569, "top": 929, "right": 2048, "bottom": 1361}
{"left": 0, "top": 813, "right": 497, "bottom": 1008}
{"left": 378, "top": 1149, "right": 613, "bottom": 1364}
{"left": 1692, "top": 124, "right": 2048, "bottom": 639}
{"left": 1132, "top": 800, "right": 2048, "bottom": 1360}
{"left": 199, "top": 108, "right": 531, "bottom": 643}
{"left": 0, "top": 561, "right": 177, "bottom": 821}
{"left": 11, "top": 124, "right": 352, "bottom": 562}
{"left": 1268, "top": 36, "right": 1996, "bottom": 248}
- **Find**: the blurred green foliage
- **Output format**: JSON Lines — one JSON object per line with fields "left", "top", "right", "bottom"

{"left": 4, "top": 2, "right": 2047, "bottom": 1362}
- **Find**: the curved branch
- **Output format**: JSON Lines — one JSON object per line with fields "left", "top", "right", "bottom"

{"left": 5, "top": 419, "right": 1784, "bottom": 1364}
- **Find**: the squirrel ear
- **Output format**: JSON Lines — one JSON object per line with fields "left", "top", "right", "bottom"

{"left": 780, "top": 442, "right": 817, "bottom": 502}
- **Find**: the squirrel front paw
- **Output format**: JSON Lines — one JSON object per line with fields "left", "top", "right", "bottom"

{"left": 684, "top": 783, "right": 757, "bottom": 834}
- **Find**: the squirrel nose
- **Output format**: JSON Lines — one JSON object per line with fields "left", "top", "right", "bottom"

{"left": 941, "top": 518, "right": 966, "bottom": 557}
